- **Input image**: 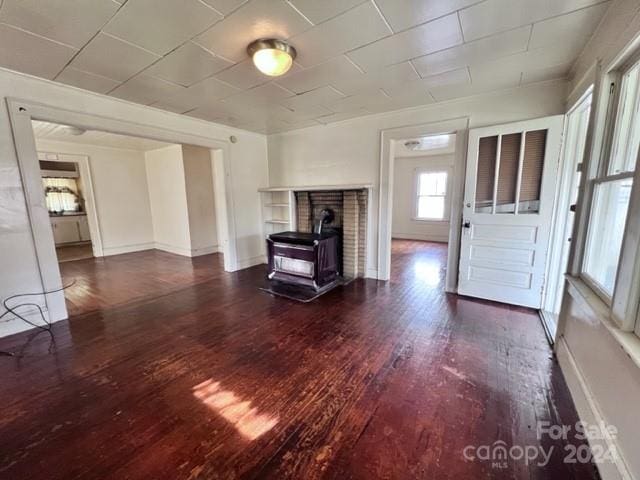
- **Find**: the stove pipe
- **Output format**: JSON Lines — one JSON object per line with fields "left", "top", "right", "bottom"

{"left": 314, "top": 208, "right": 334, "bottom": 234}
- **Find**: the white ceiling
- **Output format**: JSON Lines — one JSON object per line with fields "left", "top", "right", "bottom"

{"left": 0, "top": 0, "right": 610, "bottom": 134}
{"left": 32, "top": 120, "right": 174, "bottom": 151}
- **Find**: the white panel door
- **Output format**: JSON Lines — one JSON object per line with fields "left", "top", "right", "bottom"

{"left": 458, "top": 115, "right": 564, "bottom": 308}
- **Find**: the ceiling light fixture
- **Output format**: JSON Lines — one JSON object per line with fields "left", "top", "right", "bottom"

{"left": 64, "top": 126, "right": 87, "bottom": 136}
{"left": 247, "top": 39, "right": 296, "bottom": 77}
{"left": 404, "top": 140, "right": 421, "bottom": 151}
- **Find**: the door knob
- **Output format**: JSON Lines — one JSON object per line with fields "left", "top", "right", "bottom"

{"left": 463, "top": 221, "right": 471, "bottom": 229}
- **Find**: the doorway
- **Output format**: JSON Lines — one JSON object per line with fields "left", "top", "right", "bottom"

{"left": 29, "top": 119, "right": 228, "bottom": 317}
{"left": 390, "top": 134, "right": 456, "bottom": 287}
{"left": 38, "top": 151, "right": 98, "bottom": 263}
{"left": 8, "top": 98, "right": 238, "bottom": 326}
{"left": 378, "top": 117, "right": 469, "bottom": 291}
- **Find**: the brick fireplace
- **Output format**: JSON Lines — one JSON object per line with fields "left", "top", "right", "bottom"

{"left": 294, "top": 189, "right": 368, "bottom": 278}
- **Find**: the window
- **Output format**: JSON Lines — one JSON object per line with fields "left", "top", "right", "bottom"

{"left": 415, "top": 171, "right": 447, "bottom": 220}
{"left": 42, "top": 177, "right": 80, "bottom": 214}
{"left": 582, "top": 60, "right": 638, "bottom": 301}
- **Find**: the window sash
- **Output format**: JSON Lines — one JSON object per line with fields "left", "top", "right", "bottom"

{"left": 581, "top": 174, "right": 634, "bottom": 301}
{"left": 609, "top": 63, "right": 640, "bottom": 175}
{"left": 416, "top": 194, "right": 446, "bottom": 220}
{"left": 576, "top": 57, "right": 640, "bottom": 331}
{"left": 415, "top": 171, "right": 448, "bottom": 221}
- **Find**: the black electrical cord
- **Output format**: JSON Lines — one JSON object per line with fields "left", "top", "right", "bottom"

{"left": 0, "top": 281, "right": 76, "bottom": 357}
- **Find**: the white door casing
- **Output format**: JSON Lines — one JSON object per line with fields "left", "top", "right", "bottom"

{"left": 458, "top": 115, "right": 564, "bottom": 308}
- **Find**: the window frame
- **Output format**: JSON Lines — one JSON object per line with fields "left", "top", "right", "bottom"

{"left": 574, "top": 55, "right": 640, "bottom": 333}
{"left": 413, "top": 168, "right": 450, "bottom": 222}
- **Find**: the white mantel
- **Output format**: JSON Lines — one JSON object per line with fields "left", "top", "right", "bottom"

{"left": 258, "top": 184, "right": 373, "bottom": 192}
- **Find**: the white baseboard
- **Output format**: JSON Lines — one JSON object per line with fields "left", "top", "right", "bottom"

{"left": 556, "top": 336, "right": 632, "bottom": 480}
{"left": 0, "top": 305, "right": 58, "bottom": 338}
{"left": 235, "top": 254, "right": 266, "bottom": 270}
{"left": 392, "top": 232, "right": 449, "bottom": 243}
{"left": 154, "top": 242, "right": 219, "bottom": 257}
{"left": 102, "top": 242, "right": 155, "bottom": 256}
{"left": 100, "top": 242, "right": 219, "bottom": 258}
{"left": 190, "top": 245, "right": 219, "bottom": 256}
{"left": 153, "top": 242, "right": 193, "bottom": 257}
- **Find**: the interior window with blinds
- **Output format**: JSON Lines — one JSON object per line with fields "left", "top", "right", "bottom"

{"left": 475, "top": 130, "right": 546, "bottom": 214}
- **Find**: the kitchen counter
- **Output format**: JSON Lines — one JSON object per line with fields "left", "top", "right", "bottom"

{"left": 49, "top": 212, "right": 87, "bottom": 217}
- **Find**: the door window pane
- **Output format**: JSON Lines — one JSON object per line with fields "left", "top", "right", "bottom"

{"left": 518, "top": 129, "right": 547, "bottom": 214}
{"left": 475, "top": 135, "right": 498, "bottom": 213}
{"left": 583, "top": 178, "right": 633, "bottom": 296}
{"left": 496, "top": 133, "right": 521, "bottom": 214}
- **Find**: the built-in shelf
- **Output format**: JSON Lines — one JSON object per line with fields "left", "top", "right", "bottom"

{"left": 259, "top": 189, "right": 297, "bottom": 239}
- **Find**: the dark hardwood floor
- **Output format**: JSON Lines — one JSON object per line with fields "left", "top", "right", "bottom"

{"left": 0, "top": 241, "right": 598, "bottom": 480}
{"left": 56, "top": 243, "right": 94, "bottom": 263}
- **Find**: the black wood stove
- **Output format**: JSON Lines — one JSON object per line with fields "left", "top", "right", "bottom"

{"left": 266, "top": 209, "right": 341, "bottom": 292}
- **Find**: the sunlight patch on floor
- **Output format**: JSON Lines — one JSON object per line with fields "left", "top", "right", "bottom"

{"left": 413, "top": 260, "right": 441, "bottom": 286}
{"left": 192, "top": 379, "right": 278, "bottom": 441}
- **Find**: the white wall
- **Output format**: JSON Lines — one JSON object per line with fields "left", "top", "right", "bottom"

{"left": 268, "top": 80, "right": 568, "bottom": 274}
{"left": 392, "top": 154, "right": 454, "bottom": 243}
{"left": 182, "top": 145, "right": 218, "bottom": 255}
{"left": 0, "top": 67, "right": 267, "bottom": 338}
{"left": 36, "top": 139, "right": 155, "bottom": 255}
{"left": 557, "top": 2, "right": 640, "bottom": 479}
{"left": 145, "top": 144, "right": 219, "bottom": 257}
{"left": 145, "top": 145, "right": 193, "bottom": 256}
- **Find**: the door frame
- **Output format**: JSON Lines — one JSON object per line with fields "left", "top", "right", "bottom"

{"left": 37, "top": 151, "right": 104, "bottom": 257}
{"left": 7, "top": 97, "right": 239, "bottom": 324}
{"left": 378, "top": 116, "right": 469, "bottom": 291}
{"left": 542, "top": 87, "right": 594, "bottom": 318}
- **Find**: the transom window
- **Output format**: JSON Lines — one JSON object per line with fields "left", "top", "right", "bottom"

{"left": 415, "top": 171, "right": 447, "bottom": 220}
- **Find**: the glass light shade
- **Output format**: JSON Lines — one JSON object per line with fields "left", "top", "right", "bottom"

{"left": 252, "top": 48, "right": 293, "bottom": 76}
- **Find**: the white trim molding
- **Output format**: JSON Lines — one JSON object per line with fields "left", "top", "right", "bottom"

{"left": 102, "top": 242, "right": 155, "bottom": 257}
